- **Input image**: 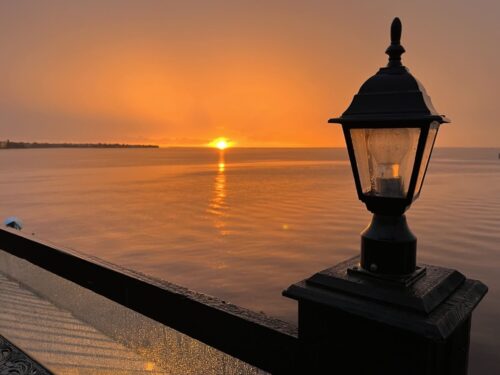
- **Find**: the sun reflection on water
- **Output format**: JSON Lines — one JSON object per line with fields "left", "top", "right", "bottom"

{"left": 208, "top": 150, "right": 229, "bottom": 236}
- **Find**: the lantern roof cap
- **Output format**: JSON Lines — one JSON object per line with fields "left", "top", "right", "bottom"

{"left": 329, "top": 18, "right": 450, "bottom": 125}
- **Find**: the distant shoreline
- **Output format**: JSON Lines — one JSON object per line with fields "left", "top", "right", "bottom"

{"left": 0, "top": 141, "right": 159, "bottom": 149}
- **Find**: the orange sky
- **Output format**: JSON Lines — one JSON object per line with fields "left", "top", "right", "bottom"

{"left": 0, "top": 1, "right": 498, "bottom": 147}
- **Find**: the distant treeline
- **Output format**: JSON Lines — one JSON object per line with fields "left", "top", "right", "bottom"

{"left": 0, "top": 140, "right": 159, "bottom": 149}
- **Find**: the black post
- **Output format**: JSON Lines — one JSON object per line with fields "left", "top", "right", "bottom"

{"left": 360, "top": 214, "right": 417, "bottom": 275}
{"left": 283, "top": 256, "right": 487, "bottom": 375}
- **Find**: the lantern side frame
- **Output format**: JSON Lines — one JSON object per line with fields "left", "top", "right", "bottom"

{"left": 412, "top": 122, "right": 440, "bottom": 201}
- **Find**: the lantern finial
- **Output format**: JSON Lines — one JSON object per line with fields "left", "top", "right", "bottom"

{"left": 385, "top": 17, "right": 405, "bottom": 67}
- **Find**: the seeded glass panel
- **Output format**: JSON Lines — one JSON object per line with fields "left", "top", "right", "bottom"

{"left": 350, "top": 128, "right": 420, "bottom": 198}
{"left": 414, "top": 122, "right": 439, "bottom": 199}
{"left": 0, "top": 249, "right": 269, "bottom": 375}
{"left": 349, "top": 129, "right": 371, "bottom": 194}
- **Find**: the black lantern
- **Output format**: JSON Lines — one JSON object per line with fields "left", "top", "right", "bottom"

{"left": 284, "top": 18, "right": 487, "bottom": 375}
{"left": 329, "top": 18, "right": 449, "bottom": 278}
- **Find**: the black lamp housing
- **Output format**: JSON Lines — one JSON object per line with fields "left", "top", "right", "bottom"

{"left": 329, "top": 18, "right": 449, "bottom": 277}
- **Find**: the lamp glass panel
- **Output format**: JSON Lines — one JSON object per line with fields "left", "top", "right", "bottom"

{"left": 414, "top": 122, "right": 439, "bottom": 199}
{"left": 350, "top": 128, "right": 420, "bottom": 198}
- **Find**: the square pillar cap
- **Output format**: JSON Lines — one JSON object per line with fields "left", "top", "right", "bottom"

{"left": 283, "top": 256, "right": 487, "bottom": 340}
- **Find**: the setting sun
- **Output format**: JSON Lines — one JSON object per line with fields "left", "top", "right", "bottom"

{"left": 210, "top": 137, "right": 232, "bottom": 150}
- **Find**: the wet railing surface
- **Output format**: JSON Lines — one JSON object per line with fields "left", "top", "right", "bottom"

{"left": 0, "top": 228, "right": 298, "bottom": 374}
{"left": 0, "top": 273, "right": 167, "bottom": 374}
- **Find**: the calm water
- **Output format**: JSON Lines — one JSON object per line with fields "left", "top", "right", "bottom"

{"left": 1, "top": 147, "right": 499, "bottom": 373}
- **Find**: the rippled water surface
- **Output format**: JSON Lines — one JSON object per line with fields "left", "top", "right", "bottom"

{"left": 1, "top": 147, "right": 498, "bottom": 373}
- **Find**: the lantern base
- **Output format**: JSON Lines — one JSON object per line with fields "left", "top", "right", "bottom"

{"left": 285, "top": 255, "right": 474, "bottom": 315}
{"left": 361, "top": 213, "right": 417, "bottom": 275}
{"left": 347, "top": 263, "right": 426, "bottom": 287}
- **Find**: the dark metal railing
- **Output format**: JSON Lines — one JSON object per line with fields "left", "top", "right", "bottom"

{"left": 0, "top": 228, "right": 298, "bottom": 374}
{"left": 0, "top": 334, "right": 52, "bottom": 374}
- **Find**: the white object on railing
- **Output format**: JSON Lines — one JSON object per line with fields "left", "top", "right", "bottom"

{"left": 4, "top": 217, "right": 23, "bottom": 230}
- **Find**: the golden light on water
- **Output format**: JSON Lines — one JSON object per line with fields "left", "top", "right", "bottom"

{"left": 208, "top": 151, "right": 228, "bottom": 236}
{"left": 210, "top": 137, "right": 232, "bottom": 150}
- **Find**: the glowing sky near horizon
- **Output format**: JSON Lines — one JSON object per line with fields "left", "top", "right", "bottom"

{"left": 0, "top": 0, "right": 498, "bottom": 147}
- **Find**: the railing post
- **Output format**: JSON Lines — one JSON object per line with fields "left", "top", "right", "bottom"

{"left": 283, "top": 256, "right": 487, "bottom": 375}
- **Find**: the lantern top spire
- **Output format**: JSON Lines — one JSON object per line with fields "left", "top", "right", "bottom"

{"left": 386, "top": 17, "right": 405, "bottom": 67}
{"left": 328, "top": 17, "right": 449, "bottom": 125}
